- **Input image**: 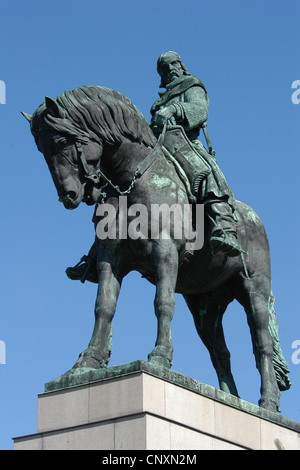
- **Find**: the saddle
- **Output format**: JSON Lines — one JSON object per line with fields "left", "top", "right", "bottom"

{"left": 161, "top": 125, "right": 211, "bottom": 203}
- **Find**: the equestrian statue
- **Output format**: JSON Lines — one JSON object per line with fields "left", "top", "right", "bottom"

{"left": 21, "top": 52, "right": 290, "bottom": 412}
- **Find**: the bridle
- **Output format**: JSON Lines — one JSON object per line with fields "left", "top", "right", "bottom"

{"left": 75, "top": 141, "right": 102, "bottom": 187}
{"left": 74, "top": 136, "right": 160, "bottom": 199}
{"left": 75, "top": 140, "right": 138, "bottom": 197}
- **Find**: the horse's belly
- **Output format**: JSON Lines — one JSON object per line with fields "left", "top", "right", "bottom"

{"left": 175, "top": 253, "right": 242, "bottom": 294}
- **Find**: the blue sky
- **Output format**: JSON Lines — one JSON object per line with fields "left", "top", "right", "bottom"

{"left": 0, "top": 0, "right": 299, "bottom": 450}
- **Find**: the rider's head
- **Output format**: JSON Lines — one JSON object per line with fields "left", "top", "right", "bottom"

{"left": 157, "top": 51, "right": 190, "bottom": 88}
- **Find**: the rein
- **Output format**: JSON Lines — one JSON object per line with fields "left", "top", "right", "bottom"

{"left": 75, "top": 134, "right": 163, "bottom": 198}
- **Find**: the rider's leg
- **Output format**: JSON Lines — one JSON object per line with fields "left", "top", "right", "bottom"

{"left": 205, "top": 199, "right": 241, "bottom": 257}
{"left": 66, "top": 240, "right": 98, "bottom": 283}
{"left": 66, "top": 204, "right": 99, "bottom": 283}
{"left": 191, "top": 142, "right": 240, "bottom": 257}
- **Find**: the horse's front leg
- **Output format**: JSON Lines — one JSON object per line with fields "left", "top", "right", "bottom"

{"left": 148, "top": 241, "right": 178, "bottom": 369}
{"left": 73, "top": 259, "right": 122, "bottom": 369}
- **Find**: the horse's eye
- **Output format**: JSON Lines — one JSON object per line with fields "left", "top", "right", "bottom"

{"left": 55, "top": 137, "right": 68, "bottom": 148}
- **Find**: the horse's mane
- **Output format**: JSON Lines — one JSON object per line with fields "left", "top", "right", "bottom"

{"left": 31, "top": 86, "right": 157, "bottom": 148}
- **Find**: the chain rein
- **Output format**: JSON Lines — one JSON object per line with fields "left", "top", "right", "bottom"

{"left": 75, "top": 121, "right": 170, "bottom": 200}
{"left": 75, "top": 141, "right": 140, "bottom": 198}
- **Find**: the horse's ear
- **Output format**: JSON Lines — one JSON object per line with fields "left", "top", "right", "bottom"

{"left": 45, "top": 96, "right": 63, "bottom": 117}
{"left": 21, "top": 111, "right": 32, "bottom": 123}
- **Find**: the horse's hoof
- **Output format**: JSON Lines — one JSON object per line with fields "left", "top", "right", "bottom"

{"left": 73, "top": 347, "right": 109, "bottom": 369}
{"left": 148, "top": 356, "right": 171, "bottom": 369}
{"left": 73, "top": 356, "right": 101, "bottom": 369}
{"left": 147, "top": 346, "right": 173, "bottom": 369}
{"left": 259, "top": 397, "right": 280, "bottom": 413}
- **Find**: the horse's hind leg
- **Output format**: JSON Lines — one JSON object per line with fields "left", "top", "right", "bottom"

{"left": 234, "top": 272, "right": 281, "bottom": 412}
{"left": 184, "top": 294, "right": 239, "bottom": 397}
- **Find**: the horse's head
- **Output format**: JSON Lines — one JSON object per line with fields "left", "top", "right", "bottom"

{"left": 22, "top": 96, "right": 103, "bottom": 209}
{"left": 22, "top": 86, "right": 157, "bottom": 209}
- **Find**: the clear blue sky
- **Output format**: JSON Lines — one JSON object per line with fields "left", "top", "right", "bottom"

{"left": 0, "top": 0, "right": 299, "bottom": 450}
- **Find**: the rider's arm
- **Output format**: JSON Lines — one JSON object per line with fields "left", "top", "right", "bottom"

{"left": 173, "top": 86, "right": 208, "bottom": 131}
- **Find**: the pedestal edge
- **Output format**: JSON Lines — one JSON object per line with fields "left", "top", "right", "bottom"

{"left": 44, "top": 360, "right": 300, "bottom": 433}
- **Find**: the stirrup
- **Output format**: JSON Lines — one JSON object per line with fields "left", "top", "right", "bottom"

{"left": 65, "top": 255, "right": 98, "bottom": 284}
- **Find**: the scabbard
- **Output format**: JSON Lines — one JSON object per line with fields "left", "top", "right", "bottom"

{"left": 202, "top": 123, "right": 215, "bottom": 157}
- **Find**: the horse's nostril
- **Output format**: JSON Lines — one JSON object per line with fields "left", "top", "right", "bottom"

{"left": 67, "top": 191, "right": 77, "bottom": 200}
{"left": 59, "top": 191, "right": 77, "bottom": 203}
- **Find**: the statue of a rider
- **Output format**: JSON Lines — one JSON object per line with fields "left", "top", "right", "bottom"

{"left": 66, "top": 51, "right": 241, "bottom": 283}
{"left": 150, "top": 51, "right": 240, "bottom": 256}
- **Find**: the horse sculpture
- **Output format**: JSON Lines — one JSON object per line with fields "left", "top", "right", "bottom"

{"left": 22, "top": 85, "right": 290, "bottom": 412}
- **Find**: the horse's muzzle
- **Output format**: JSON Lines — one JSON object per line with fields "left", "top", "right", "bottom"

{"left": 59, "top": 191, "right": 80, "bottom": 209}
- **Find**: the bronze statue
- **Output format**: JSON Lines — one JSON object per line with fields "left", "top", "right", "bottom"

{"left": 21, "top": 53, "right": 291, "bottom": 413}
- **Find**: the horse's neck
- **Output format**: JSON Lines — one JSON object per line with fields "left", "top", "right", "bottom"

{"left": 102, "top": 139, "right": 151, "bottom": 187}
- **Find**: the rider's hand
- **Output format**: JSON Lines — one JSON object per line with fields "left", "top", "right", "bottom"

{"left": 152, "top": 105, "right": 176, "bottom": 126}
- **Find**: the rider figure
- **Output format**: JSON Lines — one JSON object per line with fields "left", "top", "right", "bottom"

{"left": 150, "top": 51, "right": 240, "bottom": 257}
{"left": 66, "top": 51, "right": 241, "bottom": 283}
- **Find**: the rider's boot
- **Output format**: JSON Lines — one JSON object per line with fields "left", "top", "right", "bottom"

{"left": 205, "top": 200, "right": 241, "bottom": 257}
{"left": 65, "top": 242, "right": 98, "bottom": 283}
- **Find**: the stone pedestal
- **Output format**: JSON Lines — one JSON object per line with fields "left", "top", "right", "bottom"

{"left": 13, "top": 361, "right": 300, "bottom": 450}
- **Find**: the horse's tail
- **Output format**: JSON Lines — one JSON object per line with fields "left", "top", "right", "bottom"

{"left": 268, "top": 290, "right": 291, "bottom": 391}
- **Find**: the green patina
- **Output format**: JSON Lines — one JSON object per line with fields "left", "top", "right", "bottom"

{"left": 21, "top": 51, "right": 292, "bottom": 414}
{"left": 44, "top": 360, "right": 300, "bottom": 434}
